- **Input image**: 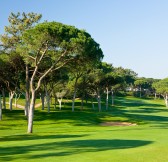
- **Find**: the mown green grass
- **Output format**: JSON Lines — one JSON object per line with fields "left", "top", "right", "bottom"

{"left": 0, "top": 96, "right": 168, "bottom": 162}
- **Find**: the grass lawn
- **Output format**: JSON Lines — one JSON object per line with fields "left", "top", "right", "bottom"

{"left": 0, "top": 96, "right": 168, "bottom": 162}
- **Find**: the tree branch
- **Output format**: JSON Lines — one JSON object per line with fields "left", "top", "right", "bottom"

{"left": 35, "top": 57, "right": 74, "bottom": 91}
{"left": 30, "top": 42, "right": 49, "bottom": 91}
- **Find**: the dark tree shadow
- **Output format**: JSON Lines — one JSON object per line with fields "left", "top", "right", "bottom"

{"left": 114, "top": 97, "right": 164, "bottom": 108}
{"left": 0, "top": 138, "right": 153, "bottom": 161}
{"left": 0, "top": 134, "right": 88, "bottom": 142}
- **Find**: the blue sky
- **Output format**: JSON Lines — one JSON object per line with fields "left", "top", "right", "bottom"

{"left": 0, "top": 0, "right": 168, "bottom": 79}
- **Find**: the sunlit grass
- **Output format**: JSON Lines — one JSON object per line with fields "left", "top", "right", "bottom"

{"left": 1, "top": 96, "right": 168, "bottom": 162}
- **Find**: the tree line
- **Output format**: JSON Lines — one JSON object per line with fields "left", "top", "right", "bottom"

{"left": 0, "top": 12, "right": 167, "bottom": 133}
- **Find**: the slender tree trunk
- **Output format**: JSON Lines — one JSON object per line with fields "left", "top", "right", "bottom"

{"left": 72, "top": 89, "right": 76, "bottom": 112}
{"left": 140, "top": 86, "right": 142, "bottom": 98}
{"left": 50, "top": 96, "right": 53, "bottom": 105}
{"left": 15, "top": 93, "right": 17, "bottom": 108}
{"left": 15, "top": 94, "right": 18, "bottom": 108}
{"left": 54, "top": 96, "right": 57, "bottom": 109}
{"left": 154, "top": 93, "right": 157, "bottom": 99}
{"left": 2, "top": 88, "right": 6, "bottom": 109}
{"left": 72, "top": 78, "right": 78, "bottom": 112}
{"left": 25, "top": 64, "right": 30, "bottom": 117}
{"left": 165, "top": 94, "right": 168, "bottom": 107}
{"left": 58, "top": 98, "right": 62, "bottom": 110}
{"left": 9, "top": 93, "right": 10, "bottom": 104}
{"left": 106, "top": 87, "right": 109, "bottom": 111}
{"left": 15, "top": 93, "right": 21, "bottom": 108}
{"left": 47, "top": 95, "right": 50, "bottom": 113}
{"left": 9, "top": 91, "right": 14, "bottom": 111}
{"left": 41, "top": 92, "right": 45, "bottom": 110}
{"left": 81, "top": 96, "right": 84, "bottom": 111}
{"left": 45, "top": 89, "right": 50, "bottom": 113}
{"left": 0, "top": 95, "right": 2, "bottom": 120}
{"left": 111, "top": 89, "right": 114, "bottom": 106}
{"left": 85, "top": 95, "right": 88, "bottom": 104}
{"left": 97, "top": 88, "right": 101, "bottom": 112}
{"left": 91, "top": 97, "right": 95, "bottom": 110}
{"left": 44, "top": 96, "right": 47, "bottom": 107}
{"left": 27, "top": 90, "right": 36, "bottom": 133}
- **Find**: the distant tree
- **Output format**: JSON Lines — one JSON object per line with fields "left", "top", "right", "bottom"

{"left": 134, "top": 77, "right": 157, "bottom": 98}
{"left": 42, "top": 67, "right": 69, "bottom": 112}
{"left": 142, "top": 78, "right": 157, "bottom": 97}
{"left": 134, "top": 78, "right": 147, "bottom": 98}
{"left": 52, "top": 69, "right": 69, "bottom": 110}
{"left": 67, "top": 60, "right": 86, "bottom": 112}
{"left": 151, "top": 79, "right": 161, "bottom": 99}
{"left": 100, "top": 62, "right": 115, "bottom": 110}
{"left": 77, "top": 74, "right": 90, "bottom": 110}
{"left": 152, "top": 78, "right": 168, "bottom": 107}
{"left": 56, "top": 89, "right": 68, "bottom": 110}
{"left": 87, "top": 66, "right": 105, "bottom": 112}
{"left": 115, "top": 67, "right": 137, "bottom": 91}
{"left": 0, "top": 53, "right": 24, "bottom": 111}
{"left": 67, "top": 57, "right": 97, "bottom": 111}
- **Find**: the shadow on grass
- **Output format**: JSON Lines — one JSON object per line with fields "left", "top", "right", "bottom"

{"left": 0, "top": 138, "right": 153, "bottom": 161}
{"left": 109, "top": 107, "right": 168, "bottom": 125}
{"left": 113, "top": 97, "right": 164, "bottom": 108}
{"left": 1, "top": 97, "right": 168, "bottom": 129}
{"left": 1, "top": 109, "right": 27, "bottom": 121}
{"left": 128, "top": 107, "right": 168, "bottom": 114}
{"left": 106, "top": 97, "right": 168, "bottom": 125}
{"left": 33, "top": 110, "right": 103, "bottom": 126}
{"left": 0, "top": 134, "right": 88, "bottom": 142}
{"left": 34, "top": 98, "right": 167, "bottom": 126}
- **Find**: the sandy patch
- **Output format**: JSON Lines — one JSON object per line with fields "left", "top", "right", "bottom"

{"left": 100, "top": 122, "right": 137, "bottom": 126}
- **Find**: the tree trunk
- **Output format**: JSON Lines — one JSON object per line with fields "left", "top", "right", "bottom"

{"left": 50, "top": 96, "right": 53, "bottom": 105}
{"left": 91, "top": 97, "right": 95, "bottom": 110}
{"left": 2, "top": 88, "right": 6, "bottom": 109}
{"left": 41, "top": 92, "right": 45, "bottom": 110}
{"left": 165, "top": 94, "right": 168, "bottom": 107}
{"left": 14, "top": 93, "right": 21, "bottom": 109}
{"left": 47, "top": 94, "right": 50, "bottom": 113}
{"left": 27, "top": 90, "right": 36, "bottom": 133}
{"left": 72, "top": 78, "right": 78, "bottom": 112}
{"left": 44, "top": 86, "right": 50, "bottom": 113}
{"left": 25, "top": 64, "right": 30, "bottom": 117}
{"left": 15, "top": 93, "right": 17, "bottom": 108}
{"left": 97, "top": 88, "right": 101, "bottom": 112}
{"left": 54, "top": 96, "right": 57, "bottom": 109}
{"left": 111, "top": 89, "right": 114, "bottom": 106}
{"left": 0, "top": 95, "right": 2, "bottom": 120}
{"left": 72, "top": 90, "right": 76, "bottom": 112}
{"left": 45, "top": 91, "right": 50, "bottom": 113}
{"left": 9, "top": 91, "right": 14, "bottom": 111}
{"left": 140, "top": 86, "right": 142, "bottom": 98}
{"left": 58, "top": 98, "right": 62, "bottom": 110}
{"left": 106, "top": 87, "right": 109, "bottom": 111}
{"left": 81, "top": 96, "right": 84, "bottom": 111}
{"left": 154, "top": 93, "right": 157, "bottom": 99}
{"left": 85, "top": 95, "right": 88, "bottom": 104}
